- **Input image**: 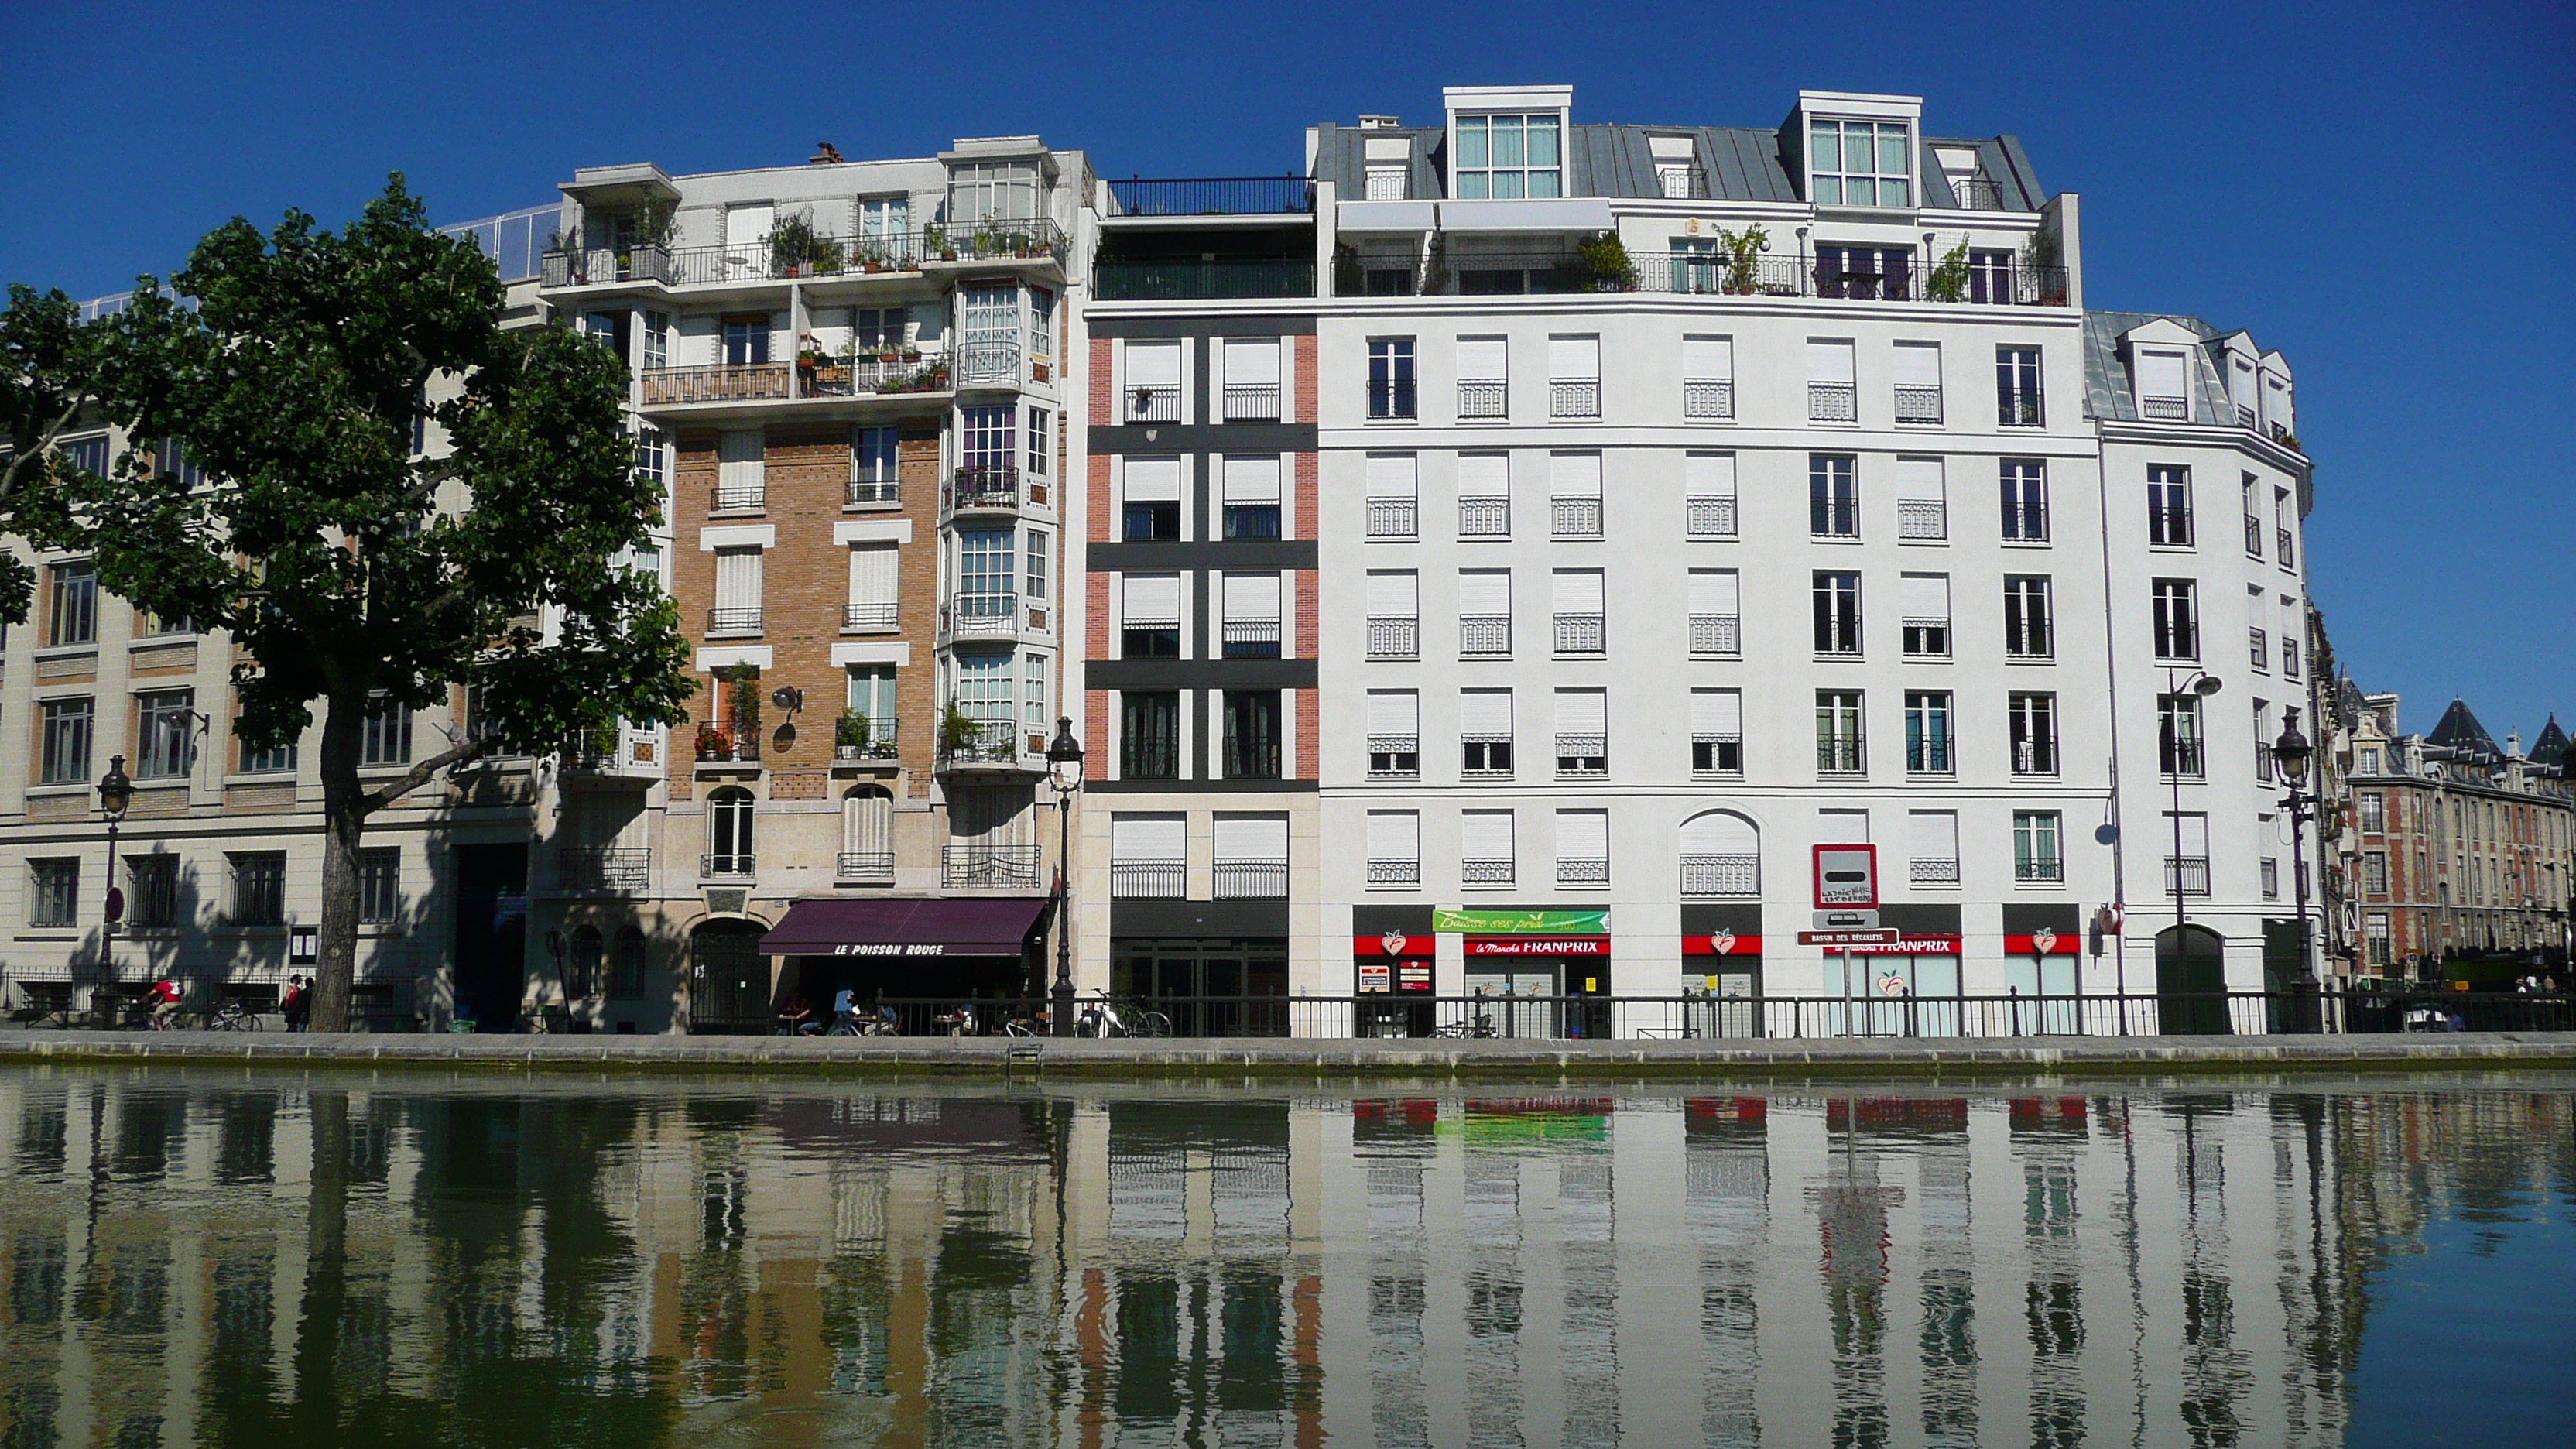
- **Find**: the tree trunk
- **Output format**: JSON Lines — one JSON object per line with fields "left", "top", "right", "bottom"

{"left": 310, "top": 693, "right": 369, "bottom": 1033}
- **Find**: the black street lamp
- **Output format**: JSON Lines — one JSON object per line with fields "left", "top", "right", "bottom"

{"left": 97, "top": 754, "right": 132, "bottom": 930}
{"left": 2160, "top": 669, "right": 2224, "bottom": 939}
{"left": 1044, "top": 717, "right": 1084, "bottom": 1038}
{"left": 2273, "top": 710, "right": 2324, "bottom": 1033}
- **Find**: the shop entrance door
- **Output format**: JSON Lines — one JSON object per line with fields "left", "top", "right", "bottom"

{"left": 1714, "top": 969, "right": 1759, "bottom": 1037}
{"left": 1464, "top": 964, "right": 1561, "bottom": 1039}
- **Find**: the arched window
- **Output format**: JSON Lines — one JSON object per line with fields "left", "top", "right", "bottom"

{"left": 611, "top": 926, "right": 647, "bottom": 1000}
{"left": 566, "top": 924, "right": 604, "bottom": 1000}
{"left": 707, "top": 786, "right": 755, "bottom": 875}
{"left": 1678, "top": 810, "right": 1761, "bottom": 896}
{"left": 841, "top": 785, "right": 894, "bottom": 884}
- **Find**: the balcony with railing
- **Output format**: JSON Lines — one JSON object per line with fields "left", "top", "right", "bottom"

{"left": 1461, "top": 858, "right": 1516, "bottom": 889}
{"left": 1551, "top": 495, "right": 1601, "bottom": 538}
{"left": 1460, "top": 615, "right": 1512, "bottom": 656}
{"left": 639, "top": 224, "right": 1064, "bottom": 290}
{"left": 944, "top": 844, "right": 1042, "bottom": 889}
{"left": 1223, "top": 383, "right": 1282, "bottom": 421}
{"left": 1948, "top": 175, "right": 2009, "bottom": 211}
{"left": 1635, "top": 252, "right": 2072, "bottom": 305}
{"left": 1683, "top": 377, "right": 1735, "bottom": 420}
{"left": 1680, "top": 854, "right": 1759, "bottom": 896}
{"left": 1368, "top": 615, "right": 1419, "bottom": 659}
{"left": 945, "top": 464, "right": 1024, "bottom": 514}
{"left": 642, "top": 363, "right": 791, "bottom": 406}
{"left": 943, "top": 592, "right": 1023, "bottom": 642}
{"left": 707, "top": 606, "right": 762, "bottom": 636}
{"left": 2140, "top": 394, "right": 2190, "bottom": 421}
{"left": 1554, "top": 734, "right": 1608, "bottom": 777}
{"left": 1367, "top": 497, "right": 1417, "bottom": 539}
{"left": 1214, "top": 859, "right": 1290, "bottom": 900}
{"left": 2165, "top": 856, "right": 2212, "bottom": 899}
{"left": 541, "top": 245, "right": 674, "bottom": 289}
{"left": 1222, "top": 617, "right": 1283, "bottom": 659}
{"left": 711, "top": 479, "right": 766, "bottom": 512}
{"left": 692, "top": 722, "right": 761, "bottom": 764}
{"left": 1550, "top": 378, "right": 1601, "bottom": 420}
{"left": 1808, "top": 381, "right": 1857, "bottom": 423}
{"left": 1123, "top": 383, "right": 1181, "bottom": 423}
{"left": 1557, "top": 857, "right": 1610, "bottom": 888}
{"left": 1910, "top": 856, "right": 1961, "bottom": 887}
{"left": 1458, "top": 497, "right": 1509, "bottom": 537}
{"left": 1691, "top": 734, "right": 1743, "bottom": 776}
{"left": 1456, "top": 379, "right": 1507, "bottom": 420}
{"left": 1656, "top": 165, "right": 1711, "bottom": 200}
{"left": 1111, "top": 860, "right": 1187, "bottom": 899}
{"left": 701, "top": 852, "right": 755, "bottom": 879}
{"left": 1689, "top": 613, "right": 1741, "bottom": 656}
{"left": 836, "top": 852, "right": 895, "bottom": 885}
{"left": 558, "top": 847, "right": 651, "bottom": 894}
{"left": 1893, "top": 384, "right": 1943, "bottom": 424}
{"left": 1552, "top": 614, "right": 1604, "bottom": 656}
{"left": 1897, "top": 499, "right": 1947, "bottom": 540}
{"left": 844, "top": 601, "right": 899, "bottom": 633}
{"left": 1107, "top": 176, "right": 1315, "bottom": 216}
{"left": 834, "top": 718, "right": 900, "bottom": 762}
{"left": 938, "top": 723, "right": 1037, "bottom": 773}
{"left": 1818, "top": 735, "right": 1866, "bottom": 774}
{"left": 805, "top": 353, "right": 951, "bottom": 399}
{"left": 1366, "top": 858, "right": 1421, "bottom": 889}
{"left": 1687, "top": 495, "right": 1738, "bottom": 539}
{"left": 1095, "top": 258, "right": 1315, "bottom": 301}
{"left": 2278, "top": 527, "right": 2295, "bottom": 565}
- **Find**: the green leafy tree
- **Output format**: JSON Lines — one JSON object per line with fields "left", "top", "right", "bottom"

{"left": 15, "top": 176, "right": 692, "bottom": 1030}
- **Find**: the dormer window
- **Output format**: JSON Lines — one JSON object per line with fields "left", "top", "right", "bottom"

{"left": 1454, "top": 114, "right": 1562, "bottom": 199}
{"left": 949, "top": 161, "right": 1040, "bottom": 223}
{"left": 1364, "top": 135, "right": 1411, "bottom": 200}
{"left": 1648, "top": 135, "right": 1704, "bottom": 199}
{"left": 2135, "top": 349, "right": 2191, "bottom": 420}
{"left": 1809, "top": 118, "right": 1911, "bottom": 207}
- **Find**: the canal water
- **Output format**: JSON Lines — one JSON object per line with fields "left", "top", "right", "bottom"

{"left": 0, "top": 1070, "right": 2567, "bottom": 1447}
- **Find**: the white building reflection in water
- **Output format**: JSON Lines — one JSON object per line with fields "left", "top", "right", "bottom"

{"left": 0, "top": 1071, "right": 2565, "bottom": 1447}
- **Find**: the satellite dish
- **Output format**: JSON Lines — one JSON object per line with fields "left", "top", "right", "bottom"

{"left": 2094, "top": 824, "right": 2119, "bottom": 845}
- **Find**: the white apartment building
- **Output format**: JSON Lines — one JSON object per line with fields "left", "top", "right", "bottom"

{"left": 1298, "top": 87, "right": 2314, "bottom": 1029}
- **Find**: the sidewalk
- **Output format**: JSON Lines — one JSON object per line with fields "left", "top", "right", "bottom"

{"left": 4, "top": 1029, "right": 2574, "bottom": 1078}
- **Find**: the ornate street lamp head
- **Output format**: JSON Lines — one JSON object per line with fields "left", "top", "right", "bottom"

{"left": 1045, "top": 716, "right": 1084, "bottom": 791}
{"left": 2273, "top": 709, "right": 2314, "bottom": 787}
{"left": 97, "top": 755, "right": 133, "bottom": 823}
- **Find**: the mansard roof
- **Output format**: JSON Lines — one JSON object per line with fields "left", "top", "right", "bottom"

{"left": 2530, "top": 716, "right": 2568, "bottom": 767}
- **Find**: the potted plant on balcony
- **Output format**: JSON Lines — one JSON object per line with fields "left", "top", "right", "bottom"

{"left": 937, "top": 704, "right": 983, "bottom": 762}
{"left": 623, "top": 199, "right": 676, "bottom": 279}
{"left": 2022, "top": 227, "right": 2067, "bottom": 306}
{"left": 694, "top": 721, "right": 731, "bottom": 762}
{"left": 1577, "top": 230, "right": 1638, "bottom": 292}
{"left": 768, "top": 211, "right": 841, "bottom": 278}
{"left": 1924, "top": 239, "right": 1971, "bottom": 303}
{"left": 544, "top": 225, "right": 585, "bottom": 285}
{"left": 835, "top": 708, "right": 871, "bottom": 761}
{"left": 1714, "top": 224, "right": 1769, "bottom": 295}
{"left": 924, "top": 224, "right": 955, "bottom": 262}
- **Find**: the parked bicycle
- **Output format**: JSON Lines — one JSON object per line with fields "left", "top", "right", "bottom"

{"left": 209, "top": 999, "right": 263, "bottom": 1032}
{"left": 1077, "top": 993, "right": 1172, "bottom": 1039}
{"left": 1434, "top": 1012, "right": 1497, "bottom": 1040}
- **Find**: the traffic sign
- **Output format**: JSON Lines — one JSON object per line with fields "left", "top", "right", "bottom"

{"left": 1797, "top": 928, "right": 1899, "bottom": 947}
{"left": 1812, "top": 843, "right": 1879, "bottom": 909}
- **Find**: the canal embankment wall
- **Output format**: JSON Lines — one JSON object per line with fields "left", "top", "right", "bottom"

{"left": 5, "top": 1031, "right": 2576, "bottom": 1081}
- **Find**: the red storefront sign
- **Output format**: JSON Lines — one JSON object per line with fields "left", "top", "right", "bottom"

{"left": 2005, "top": 930, "right": 2079, "bottom": 955}
{"left": 1464, "top": 935, "right": 1612, "bottom": 957}
{"left": 1825, "top": 935, "right": 1964, "bottom": 957}
{"left": 1683, "top": 931, "right": 1764, "bottom": 956}
{"left": 1353, "top": 933, "right": 1436, "bottom": 957}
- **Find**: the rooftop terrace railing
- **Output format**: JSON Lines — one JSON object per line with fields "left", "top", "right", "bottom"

{"left": 1095, "top": 257, "right": 1316, "bottom": 300}
{"left": 1108, "top": 176, "right": 1315, "bottom": 216}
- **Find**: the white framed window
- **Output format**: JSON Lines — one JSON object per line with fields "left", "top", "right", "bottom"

{"left": 1554, "top": 809, "right": 1609, "bottom": 888}
{"left": 1461, "top": 810, "right": 1516, "bottom": 889}
{"left": 1899, "top": 573, "right": 1950, "bottom": 658}
{"left": 845, "top": 543, "right": 899, "bottom": 632}
{"left": 1682, "top": 336, "right": 1734, "bottom": 420}
{"left": 1460, "top": 569, "right": 1512, "bottom": 656}
{"left": 1221, "top": 572, "right": 1284, "bottom": 659}
{"left": 1366, "top": 810, "right": 1422, "bottom": 888}
{"left": 1461, "top": 688, "right": 1514, "bottom": 776}
{"left": 1366, "top": 570, "right": 1418, "bottom": 659}
{"left": 2151, "top": 579, "right": 2200, "bottom": 662}
{"left": 1553, "top": 689, "right": 1608, "bottom": 776}
{"left": 1808, "top": 116, "right": 1911, "bottom": 207}
{"left": 1688, "top": 570, "right": 1741, "bottom": 657}
{"left": 1365, "top": 453, "right": 1418, "bottom": 540}
{"left": 1458, "top": 452, "right": 1510, "bottom": 539}
{"left": 2004, "top": 574, "right": 2054, "bottom": 658}
{"left": 1120, "top": 574, "right": 1182, "bottom": 659}
{"left": 1690, "top": 690, "right": 1743, "bottom": 776}
{"left": 1909, "top": 810, "right": 1960, "bottom": 887}
{"left": 1547, "top": 335, "right": 1600, "bottom": 420}
{"left": 1221, "top": 337, "right": 1283, "bottom": 421}
{"left": 1023, "top": 531, "right": 1049, "bottom": 602}
{"left": 1686, "top": 451, "right": 1738, "bottom": 539}
{"left": 1124, "top": 340, "right": 1182, "bottom": 423}
{"left": 1452, "top": 112, "right": 1563, "bottom": 198}
{"left": 1807, "top": 340, "right": 1857, "bottom": 423}
{"left": 2136, "top": 348, "right": 2191, "bottom": 420}
{"left": 711, "top": 547, "right": 763, "bottom": 634}
{"left": 1365, "top": 163, "right": 1406, "bottom": 200}
{"left": 1456, "top": 335, "right": 1506, "bottom": 420}
{"left": 1111, "top": 814, "right": 1188, "bottom": 899}
{"left": 1550, "top": 452, "right": 1601, "bottom": 538}
{"left": 1893, "top": 341, "right": 1942, "bottom": 424}
{"left": 1023, "top": 653, "right": 1049, "bottom": 726}
{"left": 1551, "top": 569, "right": 1605, "bottom": 656}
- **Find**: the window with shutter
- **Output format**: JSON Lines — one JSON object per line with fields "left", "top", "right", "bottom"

{"left": 845, "top": 544, "right": 898, "bottom": 632}
{"left": 1460, "top": 570, "right": 1512, "bottom": 656}
{"left": 1687, "top": 451, "right": 1738, "bottom": 537}
{"left": 1221, "top": 455, "right": 1282, "bottom": 540}
{"left": 1547, "top": 334, "right": 1600, "bottom": 418}
{"left": 1457, "top": 452, "right": 1510, "bottom": 537}
{"left": 1896, "top": 456, "right": 1946, "bottom": 540}
{"left": 1688, "top": 570, "right": 1740, "bottom": 656}
{"left": 1221, "top": 573, "right": 1283, "bottom": 659}
{"left": 1554, "top": 689, "right": 1608, "bottom": 776}
{"left": 1111, "top": 814, "right": 1188, "bottom": 899}
{"left": 1367, "top": 691, "right": 1419, "bottom": 776}
{"left": 1683, "top": 336, "right": 1734, "bottom": 420}
{"left": 1551, "top": 570, "right": 1605, "bottom": 656}
{"left": 1807, "top": 340, "right": 1857, "bottom": 422}
{"left": 1122, "top": 455, "right": 1182, "bottom": 541}
{"left": 1121, "top": 574, "right": 1182, "bottom": 658}
{"left": 2136, "top": 349, "right": 2190, "bottom": 420}
{"left": 716, "top": 430, "right": 765, "bottom": 510}
{"left": 1461, "top": 810, "right": 1516, "bottom": 886}
{"left": 1461, "top": 689, "right": 1514, "bottom": 775}
{"left": 1125, "top": 341, "right": 1182, "bottom": 422}
{"left": 1365, "top": 811, "right": 1421, "bottom": 886}
{"left": 1900, "top": 573, "right": 1951, "bottom": 657}
{"left": 1456, "top": 337, "right": 1507, "bottom": 420}
{"left": 1213, "top": 814, "right": 1288, "bottom": 899}
{"left": 1366, "top": 453, "right": 1418, "bottom": 539}
{"left": 1367, "top": 570, "right": 1418, "bottom": 657}
{"left": 712, "top": 548, "right": 762, "bottom": 633}
{"left": 1550, "top": 452, "right": 1602, "bottom": 537}
{"left": 1690, "top": 690, "right": 1744, "bottom": 775}
{"left": 1221, "top": 337, "right": 1282, "bottom": 421}
{"left": 1554, "top": 810, "right": 1609, "bottom": 887}
{"left": 1908, "top": 810, "right": 1960, "bottom": 886}
{"left": 1892, "top": 341, "right": 1942, "bottom": 424}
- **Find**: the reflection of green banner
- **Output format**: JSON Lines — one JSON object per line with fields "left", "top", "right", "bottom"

{"left": 1444, "top": 1114, "right": 1609, "bottom": 1143}
{"left": 1434, "top": 908, "right": 1609, "bottom": 935}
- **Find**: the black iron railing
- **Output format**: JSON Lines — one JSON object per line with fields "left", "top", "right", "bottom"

{"left": 559, "top": 848, "right": 650, "bottom": 893}
{"left": 836, "top": 851, "right": 894, "bottom": 884}
{"left": 844, "top": 602, "right": 899, "bottom": 632}
{"left": 942, "top": 844, "right": 1041, "bottom": 889}
{"left": 1212, "top": 860, "right": 1289, "bottom": 899}
{"left": 1096, "top": 258, "right": 1315, "bottom": 300}
{"left": 707, "top": 607, "right": 762, "bottom": 635}
{"left": 1108, "top": 176, "right": 1314, "bottom": 216}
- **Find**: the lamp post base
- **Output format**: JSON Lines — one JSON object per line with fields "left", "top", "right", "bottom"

{"left": 2293, "top": 978, "right": 2324, "bottom": 1034}
{"left": 1052, "top": 981, "right": 1075, "bottom": 1039}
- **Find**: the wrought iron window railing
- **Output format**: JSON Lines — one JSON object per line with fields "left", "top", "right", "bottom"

{"left": 1551, "top": 496, "right": 1602, "bottom": 538}
{"left": 1456, "top": 379, "right": 1507, "bottom": 419}
{"left": 836, "top": 852, "right": 894, "bottom": 885}
{"left": 1911, "top": 856, "right": 1961, "bottom": 886}
{"left": 1680, "top": 854, "right": 1759, "bottom": 896}
{"left": 1690, "top": 614, "right": 1741, "bottom": 656}
{"left": 943, "top": 844, "right": 1041, "bottom": 889}
{"left": 1893, "top": 384, "right": 1943, "bottom": 424}
{"left": 1111, "top": 861, "right": 1187, "bottom": 899}
{"left": 1687, "top": 495, "right": 1738, "bottom": 539}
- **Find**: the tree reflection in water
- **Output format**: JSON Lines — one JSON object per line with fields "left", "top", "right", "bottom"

{"left": 0, "top": 1072, "right": 2568, "bottom": 1447}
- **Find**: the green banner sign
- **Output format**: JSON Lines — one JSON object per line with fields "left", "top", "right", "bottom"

{"left": 1432, "top": 909, "right": 1611, "bottom": 936}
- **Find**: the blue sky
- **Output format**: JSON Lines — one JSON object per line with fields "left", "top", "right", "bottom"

{"left": 6, "top": 0, "right": 2569, "bottom": 742}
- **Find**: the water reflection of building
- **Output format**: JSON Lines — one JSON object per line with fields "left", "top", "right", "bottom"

{"left": 2, "top": 1074, "right": 2567, "bottom": 1445}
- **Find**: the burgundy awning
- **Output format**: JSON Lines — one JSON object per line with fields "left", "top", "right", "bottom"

{"left": 759, "top": 897, "right": 1053, "bottom": 959}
